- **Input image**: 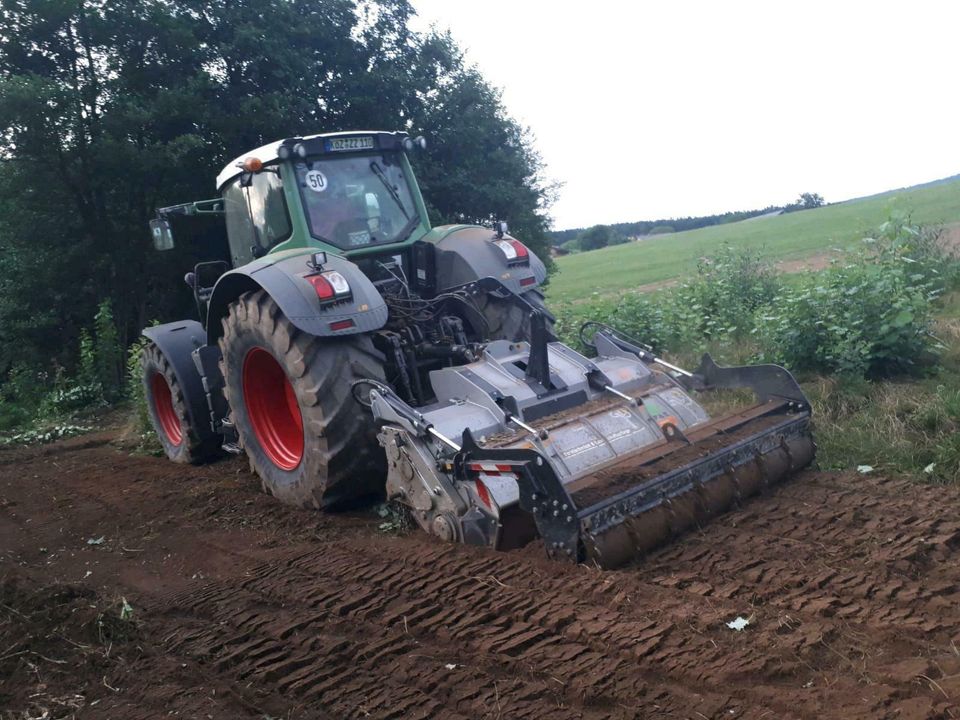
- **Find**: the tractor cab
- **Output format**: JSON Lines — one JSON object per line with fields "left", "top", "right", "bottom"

{"left": 152, "top": 131, "right": 431, "bottom": 267}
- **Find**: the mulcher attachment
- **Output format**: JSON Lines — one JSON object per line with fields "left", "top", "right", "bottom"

{"left": 368, "top": 323, "right": 814, "bottom": 568}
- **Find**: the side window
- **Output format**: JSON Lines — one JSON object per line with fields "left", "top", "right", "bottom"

{"left": 224, "top": 180, "right": 256, "bottom": 266}
{"left": 222, "top": 171, "right": 291, "bottom": 267}
{"left": 248, "top": 171, "right": 291, "bottom": 247}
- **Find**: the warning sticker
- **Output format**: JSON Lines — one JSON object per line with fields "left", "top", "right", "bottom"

{"left": 305, "top": 170, "right": 328, "bottom": 192}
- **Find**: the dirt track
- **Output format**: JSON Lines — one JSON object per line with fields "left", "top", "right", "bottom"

{"left": 3, "top": 430, "right": 960, "bottom": 719}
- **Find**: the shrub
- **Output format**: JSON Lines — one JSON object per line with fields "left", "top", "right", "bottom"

{"left": 756, "top": 228, "right": 945, "bottom": 378}
{"left": 94, "top": 300, "right": 124, "bottom": 400}
{"left": 39, "top": 374, "right": 104, "bottom": 416}
{"left": 573, "top": 245, "right": 780, "bottom": 358}
{"left": 126, "top": 333, "right": 153, "bottom": 435}
{"left": 672, "top": 245, "right": 779, "bottom": 345}
{"left": 555, "top": 217, "right": 959, "bottom": 381}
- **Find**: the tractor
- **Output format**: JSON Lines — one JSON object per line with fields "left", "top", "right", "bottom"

{"left": 143, "top": 130, "right": 814, "bottom": 567}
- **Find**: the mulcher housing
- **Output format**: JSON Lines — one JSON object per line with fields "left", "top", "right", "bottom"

{"left": 142, "top": 129, "right": 814, "bottom": 567}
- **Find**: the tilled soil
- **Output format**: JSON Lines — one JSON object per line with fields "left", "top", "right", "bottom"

{"left": 2, "top": 431, "right": 960, "bottom": 719}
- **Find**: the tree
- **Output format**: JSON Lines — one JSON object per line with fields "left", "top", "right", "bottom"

{"left": 0, "top": 0, "right": 553, "bottom": 379}
{"left": 579, "top": 224, "right": 614, "bottom": 251}
{"left": 799, "top": 192, "right": 825, "bottom": 209}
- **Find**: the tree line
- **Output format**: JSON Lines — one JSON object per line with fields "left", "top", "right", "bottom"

{"left": 0, "top": 0, "right": 553, "bottom": 382}
{"left": 553, "top": 193, "right": 825, "bottom": 252}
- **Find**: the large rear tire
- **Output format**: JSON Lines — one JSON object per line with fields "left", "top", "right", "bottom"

{"left": 141, "top": 343, "right": 220, "bottom": 463}
{"left": 219, "top": 290, "right": 386, "bottom": 509}
{"left": 477, "top": 288, "right": 557, "bottom": 342}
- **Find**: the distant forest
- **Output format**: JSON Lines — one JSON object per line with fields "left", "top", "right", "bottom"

{"left": 549, "top": 207, "right": 782, "bottom": 245}
{"left": 550, "top": 193, "right": 825, "bottom": 248}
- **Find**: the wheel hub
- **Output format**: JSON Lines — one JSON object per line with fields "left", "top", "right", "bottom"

{"left": 150, "top": 372, "right": 183, "bottom": 446}
{"left": 242, "top": 347, "right": 304, "bottom": 470}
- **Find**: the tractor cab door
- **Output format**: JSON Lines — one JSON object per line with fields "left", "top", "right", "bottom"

{"left": 223, "top": 171, "right": 292, "bottom": 267}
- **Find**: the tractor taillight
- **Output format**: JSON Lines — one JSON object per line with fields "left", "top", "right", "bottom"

{"left": 306, "top": 271, "right": 352, "bottom": 304}
{"left": 492, "top": 239, "right": 530, "bottom": 265}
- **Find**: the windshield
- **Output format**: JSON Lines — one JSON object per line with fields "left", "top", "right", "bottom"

{"left": 295, "top": 152, "right": 419, "bottom": 250}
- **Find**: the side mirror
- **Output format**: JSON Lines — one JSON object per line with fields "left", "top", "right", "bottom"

{"left": 150, "top": 217, "right": 175, "bottom": 251}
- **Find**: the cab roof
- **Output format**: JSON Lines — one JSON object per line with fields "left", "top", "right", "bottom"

{"left": 216, "top": 130, "right": 410, "bottom": 191}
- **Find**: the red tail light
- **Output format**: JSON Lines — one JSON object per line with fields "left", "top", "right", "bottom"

{"left": 492, "top": 239, "right": 530, "bottom": 265}
{"left": 306, "top": 271, "right": 352, "bottom": 304}
{"left": 509, "top": 239, "right": 529, "bottom": 259}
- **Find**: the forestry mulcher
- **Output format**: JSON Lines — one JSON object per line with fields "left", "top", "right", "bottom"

{"left": 144, "top": 130, "right": 814, "bottom": 568}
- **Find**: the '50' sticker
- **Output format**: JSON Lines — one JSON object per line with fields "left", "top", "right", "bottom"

{"left": 305, "top": 170, "right": 327, "bottom": 192}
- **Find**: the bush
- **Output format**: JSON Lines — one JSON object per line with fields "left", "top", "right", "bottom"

{"left": 39, "top": 373, "right": 104, "bottom": 416}
{"left": 0, "top": 299, "right": 125, "bottom": 436}
{"left": 94, "top": 300, "right": 124, "bottom": 401}
{"left": 672, "top": 245, "right": 779, "bottom": 346}
{"left": 126, "top": 334, "right": 153, "bottom": 435}
{"left": 756, "top": 226, "right": 945, "bottom": 378}
{"left": 569, "top": 245, "right": 780, "bottom": 359}
{"left": 556, "top": 217, "right": 960, "bottom": 381}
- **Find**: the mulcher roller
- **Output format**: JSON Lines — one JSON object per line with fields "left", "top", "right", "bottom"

{"left": 369, "top": 318, "right": 814, "bottom": 568}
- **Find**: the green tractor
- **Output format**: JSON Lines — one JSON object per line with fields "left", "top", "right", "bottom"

{"left": 144, "top": 130, "right": 814, "bottom": 567}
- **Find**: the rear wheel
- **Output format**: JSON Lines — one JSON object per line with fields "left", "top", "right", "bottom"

{"left": 478, "top": 288, "right": 556, "bottom": 342}
{"left": 219, "top": 290, "right": 386, "bottom": 509}
{"left": 141, "top": 343, "right": 218, "bottom": 463}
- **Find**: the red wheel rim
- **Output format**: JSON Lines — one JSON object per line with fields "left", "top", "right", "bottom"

{"left": 150, "top": 372, "right": 183, "bottom": 446}
{"left": 242, "top": 347, "right": 304, "bottom": 470}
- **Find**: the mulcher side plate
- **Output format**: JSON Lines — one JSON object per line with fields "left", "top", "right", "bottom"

{"left": 456, "top": 398, "right": 814, "bottom": 569}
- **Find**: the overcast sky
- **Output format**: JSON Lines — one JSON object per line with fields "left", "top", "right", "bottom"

{"left": 409, "top": 1, "right": 960, "bottom": 230}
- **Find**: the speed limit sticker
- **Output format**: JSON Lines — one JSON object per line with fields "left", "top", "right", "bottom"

{"left": 305, "top": 170, "right": 328, "bottom": 192}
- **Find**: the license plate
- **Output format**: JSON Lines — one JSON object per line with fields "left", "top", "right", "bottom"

{"left": 325, "top": 136, "right": 375, "bottom": 152}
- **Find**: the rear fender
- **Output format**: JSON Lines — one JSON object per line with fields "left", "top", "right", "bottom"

{"left": 205, "top": 249, "right": 389, "bottom": 345}
{"left": 142, "top": 320, "right": 218, "bottom": 442}
{"left": 428, "top": 225, "right": 547, "bottom": 295}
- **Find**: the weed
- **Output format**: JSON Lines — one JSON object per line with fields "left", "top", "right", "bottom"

{"left": 376, "top": 503, "right": 414, "bottom": 534}
{"left": 126, "top": 333, "right": 153, "bottom": 436}
{"left": 1, "top": 423, "right": 92, "bottom": 445}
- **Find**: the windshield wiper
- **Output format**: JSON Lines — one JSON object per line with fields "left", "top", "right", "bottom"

{"left": 396, "top": 216, "right": 421, "bottom": 245}
{"left": 370, "top": 161, "right": 411, "bottom": 221}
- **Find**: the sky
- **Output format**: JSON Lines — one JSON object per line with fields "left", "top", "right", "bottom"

{"left": 409, "top": 1, "right": 960, "bottom": 230}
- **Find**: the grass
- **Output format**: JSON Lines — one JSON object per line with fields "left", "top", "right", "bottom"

{"left": 805, "top": 291, "right": 960, "bottom": 481}
{"left": 547, "top": 175, "right": 960, "bottom": 304}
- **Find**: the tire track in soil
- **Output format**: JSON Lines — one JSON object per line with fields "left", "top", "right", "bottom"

{"left": 142, "top": 469, "right": 960, "bottom": 720}
{"left": 5, "top": 437, "right": 960, "bottom": 719}
{"left": 642, "top": 473, "right": 960, "bottom": 636}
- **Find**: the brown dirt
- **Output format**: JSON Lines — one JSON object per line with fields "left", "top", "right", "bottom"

{"left": 939, "top": 221, "right": 960, "bottom": 255}
{"left": 3, "top": 428, "right": 960, "bottom": 719}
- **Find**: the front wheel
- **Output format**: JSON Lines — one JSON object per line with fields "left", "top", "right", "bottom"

{"left": 218, "top": 290, "right": 387, "bottom": 509}
{"left": 141, "top": 343, "right": 220, "bottom": 463}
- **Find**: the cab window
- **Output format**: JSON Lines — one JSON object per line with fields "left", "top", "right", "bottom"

{"left": 223, "top": 170, "right": 291, "bottom": 266}
{"left": 295, "top": 152, "right": 418, "bottom": 250}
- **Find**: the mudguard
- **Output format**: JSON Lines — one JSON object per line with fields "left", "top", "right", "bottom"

{"left": 428, "top": 225, "right": 548, "bottom": 295}
{"left": 142, "top": 320, "right": 218, "bottom": 443}
{"left": 205, "top": 248, "right": 389, "bottom": 345}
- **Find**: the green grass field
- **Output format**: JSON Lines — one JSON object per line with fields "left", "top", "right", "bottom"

{"left": 547, "top": 175, "right": 960, "bottom": 304}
